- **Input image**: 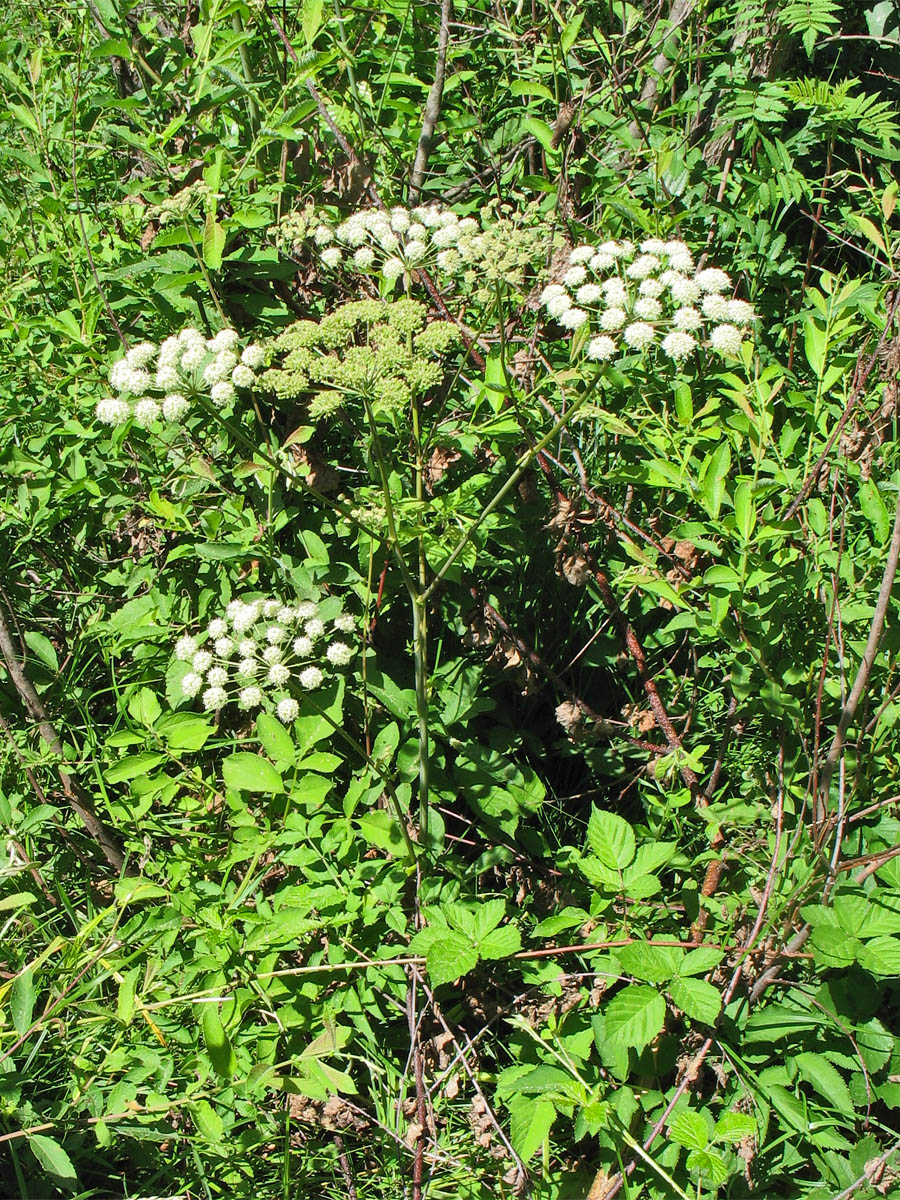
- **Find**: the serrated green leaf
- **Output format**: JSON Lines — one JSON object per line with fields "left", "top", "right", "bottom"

{"left": 668, "top": 1107, "right": 709, "bottom": 1150}
{"left": 669, "top": 977, "right": 721, "bottom": 1024}
{"left": 586, "top": 807, "right": 635, "bottom": 870}
{"left": 714, "top": 1111, "right": 757, "bottom": 1144}
{"left": 202, "top": 211, "right": 225, "bottom": 270}
{"left": 678, "top": 946, "right": 724, "bottom": 977}
{"left": 685, "top": 1147, "right": 730, "bottom": 1184}
{"left": 256, "top": 713, "right": 295, "bottom": 766}
{"left": 106, "top": 752, "right": 167, "bottom": 783}
{"left": 604, "top": 985, "right": 665, "bottom": 1053}
{"left": 478, "top": 924, "right": 521, "bottom": 960}
{"left": 426, "top": 931, "right": 478, "bottom": 987}
{"left": 222, "top": 753, "right": 283, "bottom": 794}
{"left": 472, "top": 898, "right": 506, "bottom": 940}
{"left": 28, "top": 1134, "right": 77, "bottom": 1192}
{"left": 508, "top": 1096, "right": 556, "bottom": 1160}
{"left": 795, "top": 1052, "right": 855, "bottom": 1115}
{"left": 617, "top": 942, "right": 680, "bottom": 983}
{"left": 858, "top": 935, "right": 900, "bottom": 976}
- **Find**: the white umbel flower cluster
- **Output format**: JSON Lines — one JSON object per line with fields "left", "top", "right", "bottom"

{"left": 96, "top": 329, "right": 268, "bottom": 427}
{"left": 539, "top": 237, "right": 756, "bottom": 365}
{"left": 312, "top": 203, "right": 482, "bottom": 281}
{"left": 173, "top": 595, "right": 357, "bottom": 714}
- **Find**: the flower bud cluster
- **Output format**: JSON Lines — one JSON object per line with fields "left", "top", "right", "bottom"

{"left": 539, "top": 238, "right": 755, "bottom": 365}
{"left": 96, "top": 328, "right": 268, "bottom": 427}
{"left": 276, "top": 200, "right": 557, "bottom": 296}
{"left": 173, "top": 595, "right": 357, "bottom": 717}
{"left": 259, "top": 298, "right": 460, "bottom": 418}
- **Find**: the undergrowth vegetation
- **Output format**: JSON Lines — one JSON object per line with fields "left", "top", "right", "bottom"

{"left": 2, "top": 1, "right": 900, "bottom": 1197}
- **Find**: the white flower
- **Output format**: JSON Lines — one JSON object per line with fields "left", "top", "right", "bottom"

{"left": 133, "top": 397, "right": 160, "bottom": 426}
{"left": 238, "top": 638, "right": 256, "bottom": 658}
{"left": 701, "top": 294, "right": 731, "bottom": 322}
{"left": 96, "top": 397, "right": 130, "bottom": 425}
{"left": 262, "top": 645, "right": 283, "bottom": 665}
{"left": 263, "top": 600, "right": 281, "bottom": 618}
{"left": 431, "top": 225, "right": 459, "bottom": 249}
{"left": 633, "top": 297, "right": 663, "bottom": 320}
{"left": 405, "top": 241, "right": 427, "bottom": 264}
{"left": 560, "top": 307, "right": 588, "bottom": 330}
{"left": 192, "top": 650, "right": 213, "bottom": 673}
{"left": 206, "top": 667, "right": 228, "bottom": 687}
{"left": 726, "top": 300, "right": 756, "bottom": 324}
{"left": 299, "top": 665, "right": 324, "bottom": 690}
{"left": 695, "top": 268, "right": 731, "bottom": 294}
{"left": 626, "top": 255, "right": 660, "bottom": 279}
{"left": 638, "top": 278, "right": 665, "bottom": 298}
{"left": 267, "top": 663, "right": 290, "bottom": 686}
{"left": 277, "top": 697, "right": 300, "bottom": 723}
{"left": 710, "top": 324, "right": 744, "bottom": 356}
{"left": 241, "top": 344, "right": 266, "bottom": 370}
{"left": 667, "top": 275, "right": 701, "bottom": 305}
{"left": 326, "top": 641, "right": 353, "bottom": 666}
{"left": 156, "top": 366, "right": 180, "bottom": 391}
{"left": 599, "top": 307, "right": 627, "bottom": 330}
{"left": 206, "top": 380, "right": 232, "bottom": 407}
{"left": 117, "top": 366, "right": 152, "bottom": 394}
{"left": 590, "top": 252, "right": 616, "bottom": 272}
{"left": 546, "top": 293, "right": 572, "bottom": 319}
{"left": 239, "top": 685, "right": 263, "bottom": 709}
{"left": 208, "top": 618, "right": 228, "bottom": 638}
{"left": 436, "top": 248, "right": 460, "bottom": 272}
{"left": 126, "top": 342, "right": 156, "bottom": 368}
{"left": 334, "top": 613, "right": 355, "bottom": 633}
{"left": 175, "top": 636, "right": 198, "bottom": 661}
{"left": 601, "top": 279, "right": 628, "bottom": 305}
{"left": 305, "top": 618, "right": 326, "bottom": 640}
{"left": 661, "top": 331, "right": 696, "bottom": 361}
{"left": 214, "top": 637, "right": 233, "bottom": 657}
{"left": 296, "top": 601, "right": 318, "bottom": 619}
{"left": 354, "top": 246, "right": 376, "bottom": 269}
{"left": 162, "top": 393, "right": 190, "bottom": 421}
{"left": 277, "top": 606, "right": 296, "bottom": 625}
{"left": 158, "top": 337, "right": 180, "bottom": 367}
{"left": 390, "top": 208, "right": 411, "bottom": 233}
{"left": 576, "top": 283, "right": 603, "bottom": 305}
{"left": 238, "top": 657, "right": 258, "bottom": 678}
{"left": 540, "top": 284, "right": 567, "bottom": 306}
{"left": 321, "top": 247, "right": 342, "bottom": 268}
{"left": 314, "top": 224, "right": 334, "bottom": 246}
{"left": 672, "top": 306, "right": 702, "bottom": 330}
{"left": 407, "top": 221, "right": 428, "bottom": 238}
{"left": 266, "top": 625, "right": 287, "bottom": 645}
{"left": 383, "top": 257, "right": 405, "bottom": 281}
{"left": 181, "top": 671, "right": 203, "bottom": 698}
{"left": 232, "top": 607, "right": 257, "bottom": 634}
{"left": 623, "top": 322, "right": 656, "bottom": 349}
{"left": 598, "top": 240, "right": 623, "bottom": 257}
{"left": 203, "top": 354, "right": 234, "bottom": 386}
{"left": 562, "top": 266, "right": 587, "bottom": 288}
{"left": 292, "top": 635, "right": 313, "bottom": 657}
{"left": 203, "top": 686, "right": 227, "bottom": 711}
{"left": 640, "top": 239, "right": 666, "bottom": 255}
{"left": 210, "top": 329, "right": 240, "bottom": 352}
{"left": 180, "top": 343, "right": 207, "bottom": 372}
{"left": 232, "top": 365, "right": 255, "bottom": 389}
{"left": 338, "top": 218, "right": 367, "bottom": 246}
{"left": 569, "top": 245, "right": 595, "bottom": 264}
{"left": 179, "top": 327, "right": 205, "bottom": 346}
{"left": 586, "top": 336, "right": 617, "bottom": 361}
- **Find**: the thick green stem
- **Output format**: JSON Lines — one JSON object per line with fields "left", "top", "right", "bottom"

{"left": 412, "top": 594, "right": 430, "bottom": 840}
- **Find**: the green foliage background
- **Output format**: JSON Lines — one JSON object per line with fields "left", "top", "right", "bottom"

{"left": 1, "top": 0, "right": 900, "bottom": 1197}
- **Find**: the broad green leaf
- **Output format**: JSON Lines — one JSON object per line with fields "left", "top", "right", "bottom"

{"left": 478, "top": 924, "right": 521, "bottom": 960}
{"left": 522, "top": 116, "right": 555, "bottom": 154}
{"left": 809, "top": 924, "right": 861, "bottom": 968}
{"left": 222, "top": 753, "right": 284, "bottom": 794}
{"left": 117, "top": 968, "right": 138, "bottom": 1025}
{"left": 471, "top": 898, "right": 505, "bottom": 941}
{"left": 201, "top": 1004, "right": 236, "bottom": 1078}
{"left": 679, "top": 946, "right": 724, "bottom": 977}
{"left": 106, "top": 753, "right": 167, "bottom": 783}
{"left": 24, "top": 630, "right": 58, "bottom": 672}
{"left": 604, "top": 985, "right": 665, "bottom": 1053}
{"left": 356, "top": 810, "right": 410, "bottom": 857}
{"left": 127, "top": 687, "right": 161, "bottom": 726}
{"left": 426, "top": 930, "right": 478, "bottom": 987}
{"left": 860, "top": 480, "right": 890, "bottom": 542}
{"left": 733, "top": 481, "right": 757, "bottom": 542}
{"left": 508, "top": 1096, "right": 556, "bottom": 1160}
{"left": 28, "top": 1134, "right": 77, "bottom": 1192}
{"left": 509, "top": 80, "right": 554, "bottom": 100}
{"left": 586, "top": 807, "right": 635, "bottom": 870}
{"left": 301, "top": 0, "right": 324, "bottom": 43}
{"left": 202, "top": 211, "right": 225, "bottom": 270}
{"left": 256, "top": 713, "right": 295, "bottom": 766}
{"left": 668, "top": 1107, "right": 709, "bottom": 1150}
{"left": 617, "top": 942, "right": 680, "bottom": 984}
{"left": 714, "top": 1111, "right": 757, "bottom": 1143}
{"left": 560, "top": 10, "right": 585, "bottom": 53}
{"left": 857, "top": 1018, "right": 894, "bottom": 1073}
{"left": 669, "top": 977, "right": 721, "bottom": 1024}
{"left": 192, "top": 1099, "right": 224, "bottom": 1142}
{"left": 858, "top": 935, "right": 900, "bottom": 976}
{"left": 685, "top": 1147, "right": 729, "bottom": 1184}
{"left": 699, "top": 442, "right": 731, "bottom": 520}
{"left": 795, "top": 1051, "right": 854, "bottom": 1115}
{"left": 114, "top": 878, "right": 168, "bottom": 905}
{"left": 11, "top": 969, "right": 35, "bottom": 1036}
{"left": 157, "top": 712, "right": 214, "bottom": 751}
